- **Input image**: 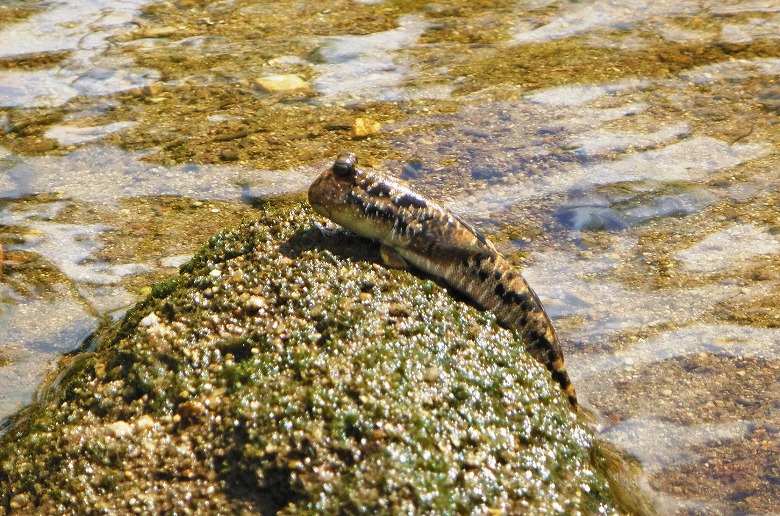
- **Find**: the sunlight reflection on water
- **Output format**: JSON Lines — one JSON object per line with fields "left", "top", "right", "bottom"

{"left": 0, "top": 285, "right": 96, "bottom": 417}
{"left": 314, "top": 15, "right": 452, "bottom": 103}
{"left": 0, "top": 146, "right": 319, "bottom": 205}
{"left": 513, "top": 0, "right": 780, "bottom": 44}
{"left": 0, "top": 0, "right": 157, "bottom": 107}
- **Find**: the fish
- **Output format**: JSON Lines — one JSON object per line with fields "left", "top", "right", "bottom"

{"left": 308, "top": 151, "right": 577, "bottom": 406}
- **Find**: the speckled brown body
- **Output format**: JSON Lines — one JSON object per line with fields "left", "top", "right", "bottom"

{"left": 309, "top": 152, "right": 577, "bottom": 406}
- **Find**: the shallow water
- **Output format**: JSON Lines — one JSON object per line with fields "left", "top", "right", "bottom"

{"left": 0, "top": 0, "right": 157, "bottom": 107}
{"left": 1, "top": 0, "right": 779, "bottom": 513}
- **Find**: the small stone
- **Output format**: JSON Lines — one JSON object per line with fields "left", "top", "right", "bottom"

{"left": 108, "top": 421, "right": 133, "bottom": 438}
{"left": 245, "top": 296, "right": 267, "bottom": 313}
{"left": 352, "top": 117, "right": 381, "bottom": 138}
{"left": 146, "top": 82, "right": 163, "bottom": 95}
{"left": 136, "top": 415, "right": 155, "bottom": 431}
{"left": 10, "top": 493, "right": 30, "bottom": 509}
{"left": 139, "top": 312, "right": 159, "bottom": 327}
{"left": 254, "top": 74, "right": 309, "bottom": 93}
{"left": 220, "top": 148, "right": 239, "bottom": 161}
{"left": 423, "top": 366, "right": 440, "bottom": 382}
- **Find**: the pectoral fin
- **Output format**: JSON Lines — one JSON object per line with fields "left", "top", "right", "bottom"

{"left": 380, "top": 244, "right": 410, "bottom": 269}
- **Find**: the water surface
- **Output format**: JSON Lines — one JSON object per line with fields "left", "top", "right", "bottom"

{"left": 1, "top": 0, "right": 778, "bottom": 513}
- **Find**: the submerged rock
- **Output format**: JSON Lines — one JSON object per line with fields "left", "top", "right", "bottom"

{"left": 254, "top": 74, "right": 310, "bottom": 93}
{"left": 0, "top": 201, "right": 621, "bottom": 514}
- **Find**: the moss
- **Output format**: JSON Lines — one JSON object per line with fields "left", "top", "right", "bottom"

{"left": 0, "top": 202, "right": 622, "bottom": 513}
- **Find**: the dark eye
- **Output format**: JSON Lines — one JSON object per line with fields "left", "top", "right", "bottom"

{"left": 333, "top": 151, "right": 358, "bottom": 178}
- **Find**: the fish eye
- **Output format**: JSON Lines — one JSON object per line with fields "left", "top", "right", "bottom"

{"left": 333, "top": 151, "right": 358, "bottom": 178}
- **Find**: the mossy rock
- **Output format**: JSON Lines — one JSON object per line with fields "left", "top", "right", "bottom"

{"left": 0, "top": 202, "right": 620, "bottom": 514}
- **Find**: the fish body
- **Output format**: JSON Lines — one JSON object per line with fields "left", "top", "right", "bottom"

{"left": 308, "top": 152, "right": 577, "bottom": 406}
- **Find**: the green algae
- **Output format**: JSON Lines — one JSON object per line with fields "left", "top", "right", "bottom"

{"left": 0, "top": 203, "right": 621, "bottom": 514}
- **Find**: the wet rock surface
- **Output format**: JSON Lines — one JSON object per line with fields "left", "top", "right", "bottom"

{"left": 0, "top": 202, "right": 620, "bottom": 514}
{"left": 1, "top": 0, "right": 779, "bottom": 513}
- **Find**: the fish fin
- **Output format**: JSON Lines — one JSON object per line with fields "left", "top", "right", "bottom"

{"left": 380, "top": 244, "right": 410, "bottom": 269}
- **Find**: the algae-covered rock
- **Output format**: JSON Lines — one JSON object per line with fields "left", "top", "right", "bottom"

{"left": 0, "top": 202, "right": 620, "bottom": 514}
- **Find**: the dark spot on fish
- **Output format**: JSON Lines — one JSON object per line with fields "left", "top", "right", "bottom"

{"left": 511, "top": 292, "right": 527, "bottom": 305}
{"left": 521, "top": 300, "right": 536, "bottom": 313}
{"left": 395, "top": 193, "right": 428, "bottom": 210}
{"left": 493, "top": 270, "right": 503, "bottom": 280}
{"left": 346, "top": 191, "right": 365, "bottom": 206}
{"left": 494, "top": 283, "right": 505, "bottom": 297}
{"left": 416, "top": 211, "right": 436, "bottom": 223}
{"left": 474, "top": 252, "right": 492, "bottom": 265}
{"left": 523, "top": 327, "right": 549, "bottom": 356}
{"left": 367, "top": 182, "right": 393, "bottom": 197}
{"left": 478, "top": 270, "right": 489, "bottom": 281}
{"left": 551, "top": 369, "right": 570, "bottom": 389}
{"left": 501, "top": 290, "right": 516, "bottom": 304}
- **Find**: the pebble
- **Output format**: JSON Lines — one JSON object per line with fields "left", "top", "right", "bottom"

{"left": 135, "top": 415, "right": 155, "bottom": 431}
{"left": 108, "top": 421, "right": 133, "bottom": 438}
{"left": 139, "top": 313, "right": 160, "bottom": 327}
{"left": 254, "top": 74, "right": 309, "bottom": 93}
{"left": 219, "top": 148, "right": 239, "bottom": 161}
{"left": 352, "top": 117, "right": 382, "bottom": 138}
{"left": 423, "top": 366, "right": 441, "bottom": 382}
{"left": 245, "top": 296, "right": 267, "bottom": 312}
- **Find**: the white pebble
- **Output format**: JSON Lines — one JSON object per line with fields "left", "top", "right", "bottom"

{"left": 139, "top": 313, "right": 159, "bottom": 327}
{"left": 108, "top": 421, "right": 133, "bottom": 438}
